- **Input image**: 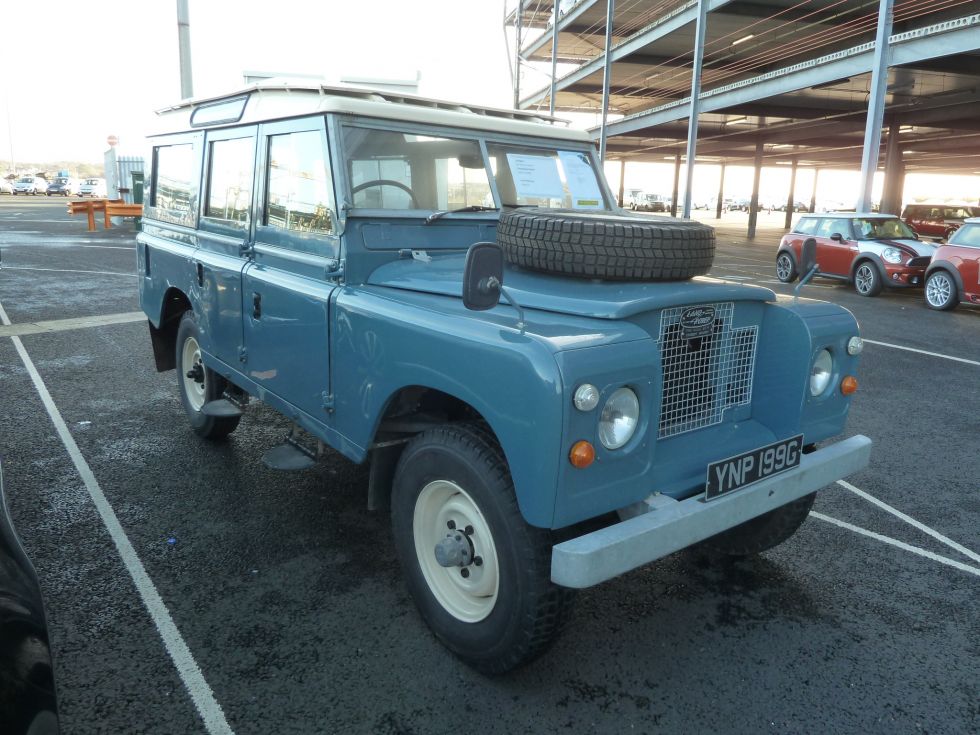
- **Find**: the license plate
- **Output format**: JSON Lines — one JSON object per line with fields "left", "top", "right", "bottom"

{"left": 705, "top": 434, "right": 804, "bottom": 501}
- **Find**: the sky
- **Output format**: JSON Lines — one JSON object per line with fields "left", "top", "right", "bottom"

{"left": 1, "top": 0, "right": 976, "bottom": 206}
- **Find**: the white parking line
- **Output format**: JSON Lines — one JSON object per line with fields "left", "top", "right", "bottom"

{"left": 810, "top": 512, "right": 980, "bottom": 578}
{"left": 0, "top": 301, "right": 234, "bottom": 735}
{"left": 0, "top": 311, "right": 145, "bottom": 338}
{"left": 837, "top": 480, "right": 980, "bottom": 565}
{"left": 863, "top": 339, "right": 980, "bottom": 368}
{"left": 0, "top": 266, "right": 136, "bottom": 277}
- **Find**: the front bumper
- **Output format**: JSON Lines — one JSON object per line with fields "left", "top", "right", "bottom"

{"left": 551, "top": 434, "right": 872, "bottom": 588}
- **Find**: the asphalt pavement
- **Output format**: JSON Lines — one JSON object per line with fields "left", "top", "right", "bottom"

{"left": 0, "top": 198, "right": 977, "bottom": 734}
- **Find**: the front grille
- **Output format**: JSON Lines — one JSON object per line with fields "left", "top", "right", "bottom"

{"left": 907, "top": 256, "right": 931, "bottom": 267}
{"left": 658, "top": 302, "right": 758, "bottom": 439}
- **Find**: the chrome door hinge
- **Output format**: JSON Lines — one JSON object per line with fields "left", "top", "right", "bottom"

{"left": 321, "top": 392, "right": 335, "bottom": 412}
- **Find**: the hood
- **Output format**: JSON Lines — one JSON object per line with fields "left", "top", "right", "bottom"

{"left": 367, "top": 254, "right": 775, "bottom": 320}
{"left": 878, "top": 238, "right": 938, "bottom": 257}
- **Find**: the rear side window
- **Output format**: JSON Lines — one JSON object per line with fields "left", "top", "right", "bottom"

{"left": 205, "top": 136, "right": 254, "bottom": 225}
{"left": 153, "top": 143, "right": 196, "bottom": 224}
{"left": 949, "top": 224, "right": 980, "bottom": 248}
{"left": 265, "top": 130, "right": 334, "bottom": 235}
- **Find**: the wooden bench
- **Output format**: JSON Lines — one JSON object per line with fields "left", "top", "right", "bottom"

{"left": 67, "top": 199, "right": 142, "bottom": 230}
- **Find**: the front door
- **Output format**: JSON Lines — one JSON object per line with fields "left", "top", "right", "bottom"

{"left": 241, "top": 117, "right": 340, "bottom": 422}
{"left": 813, "top": 217, "right": 856, "bottom": 276}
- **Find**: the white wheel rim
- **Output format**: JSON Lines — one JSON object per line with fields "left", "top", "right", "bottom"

{"left": 855, "top": 265, "right": 874, "bottom": 293}
{"left": 181, "top": 335, "right": 207, "bottom": 411}
{"left": 413, "top": 480, "right": 500, "bottom": 623}
{"left": 776, "top": 255, "right": 793, "bottom": 280}
{"left": 926, "top": 274, "right": 952, "bottom": 307}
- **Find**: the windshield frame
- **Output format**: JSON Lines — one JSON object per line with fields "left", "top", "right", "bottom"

{"left": 335, "top": 116, "right": 613, "bottom": 217}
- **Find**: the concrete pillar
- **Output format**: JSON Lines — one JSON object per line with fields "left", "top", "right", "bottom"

{"left": 747, "top": 141, "right": 764, "bottom": 239}
{"left": 715, "top": 163, "right": 725, "bottom": 219}
{"left": 856, "top": 0, "right": 894, "bottom": 212}
{"left": 513, "top": 1, "right": 523, "bottom": 108}
{"left": 784, "top": 158, "right": 798, "bottom": 230}
{"left": 682, "top": 0, "right": 709, "bottom": 219}
{"left": 670, "top": 153, "right": 681, "bottom": 218}
{"left": 549, "top": 0, "right": 559, "bottom": 117}
{"left": 879, "top": 122, "right": 905, "bottom": 215}
{"left": 617, "top": 160, "right": 626, "bottom": 208}
{"left": 598, "top": 0, "right": 615, "bottom": 163}
{"left": 810, "top": 169, "right": 820, "bottom": 213}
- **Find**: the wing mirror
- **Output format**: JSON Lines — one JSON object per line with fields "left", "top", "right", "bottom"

{"left": 462, "top": 242, "right": 503, "bottom": 311}
{"left": 830, "top": 232, "right": 846, "bottom": 242}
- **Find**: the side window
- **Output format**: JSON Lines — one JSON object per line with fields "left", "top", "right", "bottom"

{"left": 265, "top": 130, "right": 334, "bottom": 235}
{"left": 152, "top": 143, "right": 196, "bottom": 224}
{"left": 814, "top": 218, "right": 839, "bottom": 237}
{"left": 794, "top": 217, "right": 817, "bottom": 235}
{"left": 205, "top": 136, "right": 254, "bottom": 225}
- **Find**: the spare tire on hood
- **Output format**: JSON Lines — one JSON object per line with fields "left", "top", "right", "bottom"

{"left": 496, "top": 208, "right": 715, "bottom": 281}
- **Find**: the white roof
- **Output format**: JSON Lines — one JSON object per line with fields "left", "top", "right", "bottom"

{"left": 803, "top": 211, "right": 892, "bottom": 217}
{"left": 151, "top": 81, "right": 591, "bottom": 143}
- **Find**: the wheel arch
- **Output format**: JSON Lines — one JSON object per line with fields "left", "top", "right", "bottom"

{"left": 148, "top": 287, "right": 192, "bottom": 372}
{"left": 925, "top": 260, "right": 965, "bottom": 294}
{"left": 850, "top": 253, "right": 886, "bottom": 284}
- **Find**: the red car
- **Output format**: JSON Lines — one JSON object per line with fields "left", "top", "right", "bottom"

{"left": 924, "top": 218, "right": 980, "bottom": 310}
{"left": 902, "top": 204, "right": 980, "bottom": 241}
{"left": 777, "top": 213, "right": 937, "bottom": 296}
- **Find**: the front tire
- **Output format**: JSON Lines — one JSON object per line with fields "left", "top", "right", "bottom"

{"left": 174, "top": 311, "right": 240, "bottom": 440}
{"left": 775, "top": 251, "right": 798, "bottom": 283}
{"left": 853, "top": 261, "right": 883, "bottom": 297}
{"left": 391, "top": 424, "right": 575, "bottom": 674}
{"left": 925, "top": 270, "right": 958, "bottom": 311}
{"left": 701, "top": 493, "right": 816, "bottom": 556}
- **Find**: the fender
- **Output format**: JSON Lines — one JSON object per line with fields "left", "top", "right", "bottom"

{"left": 849, "top": 252, "right": 887, "bottom": 283}
{"left": 925, "top": 259, "right": 965, "bottom": 294}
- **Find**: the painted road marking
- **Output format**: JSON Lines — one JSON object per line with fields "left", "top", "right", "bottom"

{"left": 0, "top": 311, "right": 145, "bottom": 338}
{"left": 863, "top": 339, "right": 980, "bottom": 368}
{"left": 0, "top": 266, "right": 136, "bottom": 277}
{"left": 837, "top": 480, "right": 980, "bottom": 564}
{"left": 810, "top": 512, "right": 980, "bottom": 578}
{"left": 0, "top": 301, "right": 234, "bottom": 735}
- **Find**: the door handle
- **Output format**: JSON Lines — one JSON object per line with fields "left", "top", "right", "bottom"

{"left": 252, "top": 292, "right": 261, "bottom": 319}
{"left": 196, "top": 262, "right": 204, "bottom": 287}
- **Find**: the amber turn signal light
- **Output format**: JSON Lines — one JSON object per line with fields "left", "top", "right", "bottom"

{"left": 569, "top": 440, "right": 595, "bottom": 468}
{"left": 841, "top": 376, "right": 858, "bottom": 395}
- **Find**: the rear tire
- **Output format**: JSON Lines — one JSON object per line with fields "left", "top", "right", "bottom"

{"left": 701, "top": 493, "right": 816, "bottom": 557}
{"left": 174, "top": 311, "right": 240, "bottom": 440}
{"left": 775, "top": 251, "right": 798, "bottom": 283}
{"left": 391, "top": 424, "right": 575, "bottom": 674}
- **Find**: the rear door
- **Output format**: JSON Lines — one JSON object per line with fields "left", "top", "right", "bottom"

{"left": 196, "top": 126, "right": 257, "bottom": 367}
{"left": 241, "top": 117, "right": 340, "bottom": 422}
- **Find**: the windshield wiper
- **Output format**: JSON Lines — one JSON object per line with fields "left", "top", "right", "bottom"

{"left": 424, "top": 205, "right": 499, "bottom": 224}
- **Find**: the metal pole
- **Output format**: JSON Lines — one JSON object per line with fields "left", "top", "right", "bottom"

{"left": 785, "top": 158, "right": 798, "bottom": 230}
{"left": 856, "top": 0, "right": 894, "bottom": 212}
{"left": 617, "top": 159, "right": 626, "bottom": 208}
{"left": 549, "top": 2, "right": 560, "bottom": 116}
{"left": 670, "top": 153, "right": 681, "bottom": 218}
{"left": 682, "top": 0, "right": 709, "bottom": 219}
{"left": 715, "top": 163, "right": 725, "bottom": 219}
{"left": 514, "top": 1, "right": 523, "bottom": 108}
{"left": 598, "top": 0, "right": 615, "bottom": 163}
{"left": 810, "top": 169, "right": 820, "bottom": 213}
{"left": 176, "top": 0, "right": 193, "bottom": 99}
{"left": 747, "top": 140, "right": 763, "bottom": 238}
{"left": 3, "top": 87, "right": 13, "bottom": 172}
{"left": 880, "top": 122, "right": 903, "bottom": 214}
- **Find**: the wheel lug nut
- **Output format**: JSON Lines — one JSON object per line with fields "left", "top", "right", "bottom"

{"left": 447, "top": 520, "right": 456, "bottom": 530}
{"left": 473, "top": 556, "right": 483, "bottom": 566}
{"left": 460, "top": 568, "right": 470, "bottom": 578}
{"left": 464, "top": 525, "right": 473, "bottom": 535}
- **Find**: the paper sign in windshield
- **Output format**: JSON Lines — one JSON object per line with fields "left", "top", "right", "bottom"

{"left": 558, "top": 151, "right": 602, "bottom": 209}
{"left": 506, "top": 153, "right": 565, "bottom": 200}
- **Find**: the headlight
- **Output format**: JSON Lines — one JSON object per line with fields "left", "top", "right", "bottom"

{"left": 881, "top": 248, "right": 903, "bottom": 264}
{"left": 598, "top": 387, "right": 639, "bottom": 449}
{"left": 810, "top": 349, "right": 833, "bottom": 396}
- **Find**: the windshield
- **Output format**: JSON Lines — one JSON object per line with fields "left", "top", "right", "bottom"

{"left": 84, "top": 179, "right": 100, "bottom": 185}
{"left": 54, "top": 178, "right": 69, "bottom": 184}
{"left": 17, "top": 177, "right": 32, "bottom": 183}
{"left": 852, "top": 218, "right": 917, "bottom": 240}
{"left": 342, "top": 124, "right": 609, "bottom": 213}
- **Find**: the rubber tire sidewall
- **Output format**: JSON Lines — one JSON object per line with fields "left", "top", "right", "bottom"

{"left": 775, "top": 251, "right": 798, "bottom": 283}
{"left": 391, "top": 426, "right": 567, "bottom": 674}
{"left": 174, "top": 311, "right": 240, "bottom": 440}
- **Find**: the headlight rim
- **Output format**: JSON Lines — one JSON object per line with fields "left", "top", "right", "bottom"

{"left": 881, "top": 247, "right": 904, "bottom": 264}
{"left": 809, "top": 348, "right": 834, "bottom": 396}
{"left": 598, "top": 386, "right": 640, "bottom": 450}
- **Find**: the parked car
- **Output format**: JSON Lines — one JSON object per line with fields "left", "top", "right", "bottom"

{"left": 45, "top": 177, "right": 79, "bottom": 196}
{"left": 0, "top": 177, "right": 13, "bottom": 194}
{"left": 0, "top": 463, "right": 61, "bottom": 734}
{"left": 776, "top": 212, "right": 938, "bottom": 296}
{"left": 633, "top": 193, "right": 669, "bottom": 212}
{"left": 923, "top": 217, "right": 980, "bottom": 310}
{"left": 902, "top": 203, "right": 980, "bottom": 241}
{"left": 79, "top": 178, "right": 107, "bottom": 197}
{"left": 12, "top": 176, "right": 47, "bottom": 195}
{"left": 138, "top": 82, "right": 869, "bottom": 674}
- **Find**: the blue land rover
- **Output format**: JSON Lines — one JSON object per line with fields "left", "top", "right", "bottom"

{"left": 137, "top": 83, "right": 871, "bottom": 674}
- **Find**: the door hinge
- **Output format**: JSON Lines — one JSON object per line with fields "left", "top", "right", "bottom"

{"left": 240, "top": 242, "right": 255, "bottom": 257}
{"left": 238, "top": 346, "right": 247, "bottom": 363}
{"left": 324, "top": 259, "right": 344, "bottom": 279}
{"left": 321, "top": 391, "right": 335, "bottom": 412}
